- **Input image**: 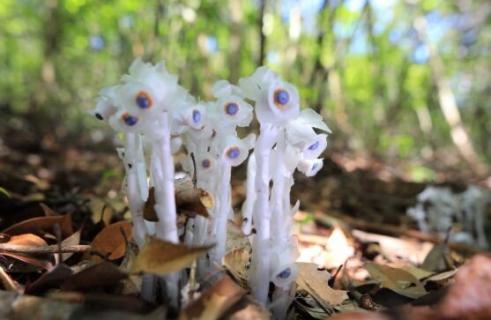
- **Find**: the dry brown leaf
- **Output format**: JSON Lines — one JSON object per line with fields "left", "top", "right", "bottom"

{"left": 25, "top": 263, "right": 73, "bottom": 294}
{"left": 179, "top": 275, "right": 246, "bottom": 320}
{"left": 1, "top": 252, "right": 53, "bottom": 270}
{"left": 352, "top": 230, "right": 433, "bottom": 265}
{"left": 0, "top": 233, "right": 52, "bottom": 271}
{"left": 143, "top": 187, "right": 158, "bottom": 222}
{"left": 61, "top": 230, "right": 81, "bottom": 261}
{"left": 3, "top": 213, "right": 73, "bottom": 238}
{"left": 404, "top": 265, "right": 434, "bottom": 280}
{"left": 61, "top": 261, "right": 127, "bottom": 291}
{"left": 0, "top": 266, "right": 22, "bottom": 291}
{"left": 131, "top": 236, "right": 212, "bottom": 275}
{"left": 297, "top": 262, "right": 348, "bottom": 308}
{"left": 91, "top": 221, "right": 132, "bottom": 260}
{"left": 437, "top": 254, "right": 491, "bottom": 319}
{"left": 144, "top": 183, "right": 213, "bottom": 222}
{"left": 40, "top": 203, "right": 59, "bottom": 217}
{"left": 226, "top": 303, "right": 270, "bottom": 320}
{"left": 365, "top": 262, "right": 427, "bottom": 299}
{"left": 421, "top": 243, "right": 453, "bottom": 272}
{"left": 423, "top": 269, "right": 457, "bottom": 283}
{"left": 7, "top": 233, "right": 47, "bottom": 247}
{"left": 329, "top": 311, "right": 389, "bottom": 320}
{"left": 223, "top": 248, "right": 250, "bottom": 288}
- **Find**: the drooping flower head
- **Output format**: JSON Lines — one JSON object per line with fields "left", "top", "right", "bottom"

{"left": 239, "top": 67, "right": 300, "bottom": 125}
{"left": 92, "top": 86, "right": 120, "bottom": 121}
{"left": 215, "top": 134, "right": 255, "bottom": 167}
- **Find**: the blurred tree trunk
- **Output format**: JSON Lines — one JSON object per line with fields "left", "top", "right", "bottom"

{"left": 33, "top": 0, "right": 63, "bottom": 112}
{"left": 257, "top": 0, "right": 266, "bottom": 66}
{"left": 228, "top": 0, "right": 244, "bottom": 83}
{"left": 413, "top": 16, "right": 487, "bottom": 175}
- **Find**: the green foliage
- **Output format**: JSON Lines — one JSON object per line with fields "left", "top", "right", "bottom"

{"left": 0, "top": 0, "right": 489, "bottom": 169}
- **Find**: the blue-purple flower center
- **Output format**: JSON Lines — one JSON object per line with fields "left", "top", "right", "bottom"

{"left": 277, "top": 268, "right": 291, "bottom": 279}
{"left": 274, "top": 89, "right": 289, "bottom": 107}
{"left": 122, "top": 113, "right": 138, "bottom": 126}
{"left": 202, "top": 159, "right": 211, "bottom": 168}
{"left": 136, "top": 91, "right": 152, "bottom": 109}
{"left": 227, "top": 147, "right": 240, "bottom": 159}
{"left": 225, "top": 102, "right": 239, "bottom": 115}
{"left": 308, "top": 141, "right": 320, "bottom": 151}
{"left": 192, "top": 110, "right": 201, "bottom": 124}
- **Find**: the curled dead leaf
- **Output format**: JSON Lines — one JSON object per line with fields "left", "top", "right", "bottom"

{"left": 223, "top": 248, "right": 250, "bottom": 288}
{"left": 7, "top": 233, "right": 47, "bottom": 247}
{"left": 130, "top": 237, "right": 213, "bottom": 275}
{"left": 25, "top": 263, "right": 73, "bottom": 294}
{"left": 0, "top": 266, "right": 22, "bottom": 291}
{"left": 3, "top": 213, "right": 73, "bottom": 238}
{"left": 144, "top": 181, "right": 213, "bottom": 222}
{"left": 297, "top": 263, "right": 349, "bottom": 308}
{"left": 179, "top": 275, "right": 246, "bottom": 320}
{"left": 437, "top": 254, "right": 491, "bottom": 319}
{"left": 91, "top": 221, "right": 132, "bottom": 260}
{"left": 61, "top": 261, "right": 127, "bottom": 291}
{"left": 365, "top": 262, "right": 427, "bottom": 299}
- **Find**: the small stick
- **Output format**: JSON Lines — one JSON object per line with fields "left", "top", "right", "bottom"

{"left": 0, "top": 244, "right": 91, "bottom": 254}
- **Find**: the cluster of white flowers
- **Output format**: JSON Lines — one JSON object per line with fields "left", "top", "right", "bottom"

{"left": 407, "top": 185, "right": 489, "bottom": 248}
{"left": 93, "top": 60, "right": 331, "bottom": 313}
{"left": 237, "top": 67, "right": 331, "bottom": 314}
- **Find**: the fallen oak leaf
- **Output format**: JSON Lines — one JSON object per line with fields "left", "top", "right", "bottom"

{"left": 329, "top": 311, "right": 389, "bottom": 320}
{"left": 90, "top": 221, "right": 132, "bottom": 260}
{"left": 40, "top": 203, "right": 59, "bottom": 217}
{"left": 25, "top": 263, "right": 73, "bottom": 294}
{"left": 0, "top": 266, "right": 22, "bottom": 291}
{"left": 223, "top": 248, "right": 251, "bottom": 288}
{"left": 436, "top": 254, "right": 491, "bottom": 319}
{"left": 179, "top": 275, "right": 246, "bottom": 320}
{"left": 61, "top": 261, "right": 127, "bottom": 291}
{"left": 222, "top": 296, "right": 270, "bottom": 320}
{"left": 61, "top": 230, "right": 81, "bottom": 261}
{"left": 297, "top": 262, "right": 349, "bottom": 309}
{"left": 130, "top": 236, "right": 213, "bottom": 275}
{"left": 421, "top": 243, "right": 454, "bottom": 272}
{"left": 2, "top": 212, "right": 73, "bottom": 238}
{"left": 1, "top": 252, "right": 53, "bottom": 271}
{"left": 7, "top": 233, "right": 47, "bottom": 247}
{"left": 144, "top": 181, "right": 213, "bottom": 222}
{"left": 365, "top": 262, "right": 427, "bottom": 299}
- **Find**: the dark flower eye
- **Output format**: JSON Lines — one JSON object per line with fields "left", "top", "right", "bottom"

{"left": 202, "top": 159, "right": 211, "bottom": 168}
{"left": 192, "top": 110, "right": 201, "bottom": 124}
{"left": 277, "top": 267, "right": 291, "bottom": 279}
{"left": 226, "top": 147, "right": 240, "bottom": 159}
{"left": 95, "top": 113, "right": 103, "bottom": 120}
{"left": 308, "top": 141, "right": 319, "bottom": 151}
{"left": 274, "top": 89, "right": 289, "bottom": 107}
{"left": 135, "top": 91, "right": 153, "bottom": 109}
{"left": 225, "top": 102, "right": 239, "bottom": 115}
{"left": 122, "top": 113, "right": 138, "bottom": 126}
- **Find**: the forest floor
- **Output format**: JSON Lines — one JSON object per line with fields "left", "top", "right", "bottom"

{"left": 0, "top": 123, "right": 490, "bottom": 319}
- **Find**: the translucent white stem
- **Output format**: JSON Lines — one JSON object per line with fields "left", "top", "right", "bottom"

{"left": 152, "top": 112, "right": 179, "bottom": 243}
{"left": 242, "top": 155, "right": 256, "bottom": 235}
{"left": 250, "top": 124, "right": 277, "bottom": 305}
{"left": 125, "top": 133, "right": 147, "bottom": 247}
{"left": 213, "top": 162, "right": 231, "bottom": 263}
{"left": 148, "top": 112, "right": 180, "bottom": 307}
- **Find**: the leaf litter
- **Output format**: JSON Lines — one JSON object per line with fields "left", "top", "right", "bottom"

{"left": 0, "top": 168, "right": 489, "bottom": 320}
